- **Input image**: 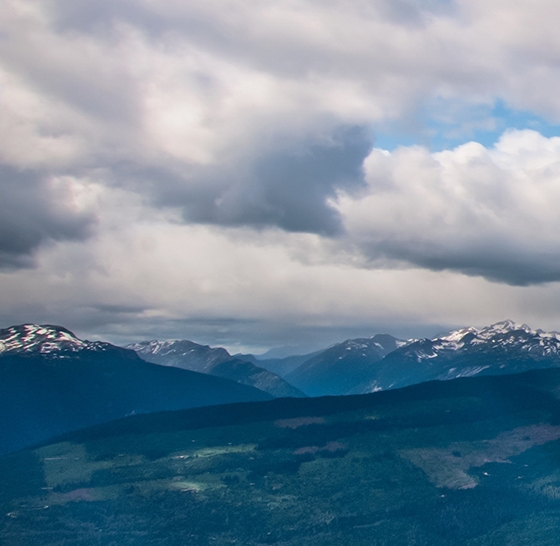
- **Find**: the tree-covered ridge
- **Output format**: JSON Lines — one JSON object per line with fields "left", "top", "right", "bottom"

{"left": 3, "top": 368, "right": 560, "bottom": 545}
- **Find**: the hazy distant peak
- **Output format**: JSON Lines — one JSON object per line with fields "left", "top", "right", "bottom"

{"left": 335, "top": 333, "right": 405, "bottom": 355}
{"left": 127, "top": 339, "right": 227, "bottom": 356}
{"left": 126, "top": 339, "right": 232, "bottom": 371}
{"left": 127, "top": 338, "right": 304, "bottom": 398}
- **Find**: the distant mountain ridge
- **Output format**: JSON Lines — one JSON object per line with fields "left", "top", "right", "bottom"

{"left": 127, "top": 339, "right": 305, "bottom": 398}
{"left": 127, "top": 339, "right": 232, "bottom": 372}
{"left": 5, "top": 319, "right": 560, "bottom": 427}
{"left": 0, "top": 324, "right": 271, "bottom": 455}
{"left": 354, "top": 319, "right": 560, "bottom": 394}
{"left": 283, "top": 320, "right": 560, "bottom": 396}
{"left": 244, "top": 351, "right": 322, "bottom": 377}
{"left": 286, "top": 333, "right": 405, "bottom": 396}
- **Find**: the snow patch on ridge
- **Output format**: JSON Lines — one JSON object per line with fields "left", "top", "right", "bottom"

{"left": 422, "top": 320, "right": 560, "bottom": 360}
{"left": 0, "top": 324, "right": 113, "bottom": 355}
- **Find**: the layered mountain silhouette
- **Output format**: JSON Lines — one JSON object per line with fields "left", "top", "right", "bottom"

{"left": 0, "top": 324, "right": 271, "bottom": 455}
{"left": 128, "top": 340, "right": 305, "bottom": 398}
{"left": 235, "top": 351, "right": 320, "bottom": 377}
{"left": 284, "top": 321, "right": 560, "bottom": 396}
{"left": 353, "top": 320, "right": 560, "bottom": 394}
{"left": 4, "top": 319, "right": 560, "bottom": 455}
{"left": 285, "top": 334, "right": 403, "bottom": 396}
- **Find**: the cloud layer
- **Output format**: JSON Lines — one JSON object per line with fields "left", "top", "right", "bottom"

{"left": 3, "top": 0, "right": 560, "bottom": 345}
{"left": 0, "top": 167, "right": 94, "bottom": 268}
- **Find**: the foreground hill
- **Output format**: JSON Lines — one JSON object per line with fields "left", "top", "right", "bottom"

{"left": 128, "top": 340, "right": 304, "bottom": 398}
{"left": 0, "top": 324, "right": 271, "bottom": 455}
{"left": 4, "top": 368, "right": 560, "bottom": 544}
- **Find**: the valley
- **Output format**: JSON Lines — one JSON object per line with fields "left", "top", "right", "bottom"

{"left": 4, "top": 321, "right": 560, "bottom": 544}
{"left": 3, "top": 369, "right": 560, "bottom": 544}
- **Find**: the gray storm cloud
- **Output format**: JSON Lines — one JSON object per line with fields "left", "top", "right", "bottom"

{"left": 0, "top": 167, "right": 94, "bottom": 268}
{"left": 166, "top": 126, "right": 372, "bottom": 235}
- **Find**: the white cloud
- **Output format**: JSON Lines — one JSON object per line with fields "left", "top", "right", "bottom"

{"left": 336, "top": 130, "right": 560, "bottom": 285}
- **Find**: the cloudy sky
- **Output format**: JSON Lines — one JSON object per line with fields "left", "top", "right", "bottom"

{"left": 3, "top": 0, "right": 560, "bottom": 353}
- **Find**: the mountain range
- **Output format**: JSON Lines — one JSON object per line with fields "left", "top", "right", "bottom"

{"left": 352, "top": 319, "right": 560, "bottom": 394}
{"left": 128, "top": 339, "right": 304, "bottom": 398}
{"left": 0, "top": 324, "right": 271, "bottom": 455}
{"left": 5, "top": 319, "right": 560, "bottom": 544}
{"left": 125, "top": 318, "right": 560, "bottom": 400}
{"left": 284, "top": 333, "right": 403, "bottom": 396}
{"left": 277, "top": 320, "right": 560, "bottom": 396}
{"left": 5, "top": 319, "right": 560, "bottom": 456}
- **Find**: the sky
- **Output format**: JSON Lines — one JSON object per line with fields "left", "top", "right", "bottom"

{"left": 3, "top": 0, "right": 560, "bottom": 353}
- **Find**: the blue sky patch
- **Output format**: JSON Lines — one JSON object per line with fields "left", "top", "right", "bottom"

{"left": 374, "top": 99, "right": 560, "bottom": 152}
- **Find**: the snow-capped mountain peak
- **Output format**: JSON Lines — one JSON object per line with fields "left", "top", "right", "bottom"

{"left": 476, "top": 320, "right": 534, "bottom": 338}
{"left": 353, "top": 320, "right": 560, "bottom": 396}
{"left": 0, "top": 324, "right": 113, "bottom": 356}
{"left": 384, "top": 320, "right": 560, "bottom": 377}
{"left": 436, "top": 320, "right": 560, "bottom": 350}
{"left": 127, "top": 339, "right": 306, "bottom": 398}
{"left": 127, "top": 339, "right": 232, "bottom": 372}
{"left": 127, "top": 339, "right": 224, "bottom": 358}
